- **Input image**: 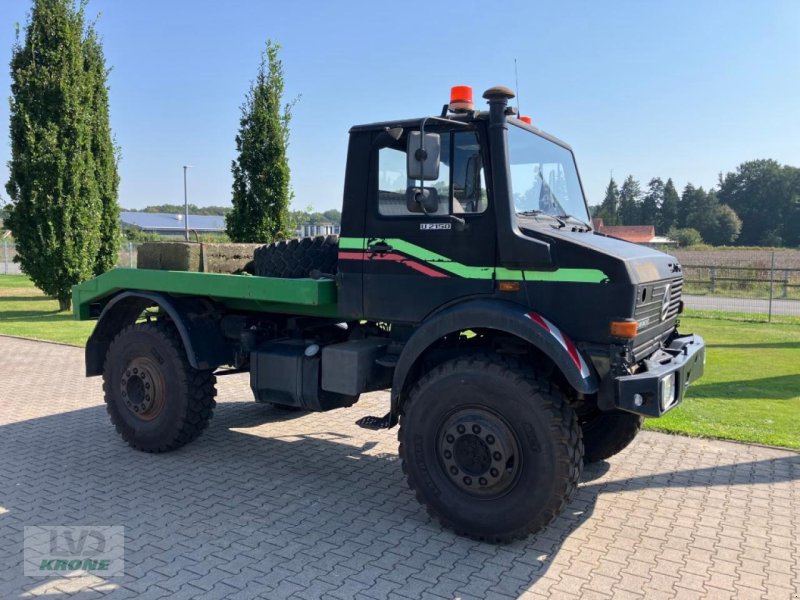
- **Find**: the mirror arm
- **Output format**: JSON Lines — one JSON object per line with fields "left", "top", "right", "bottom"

{"left": 414, "top": 191, "right": 431, "bottom": 216}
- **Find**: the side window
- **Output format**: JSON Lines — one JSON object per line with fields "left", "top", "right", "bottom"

{"left": 376, "top": 130, "right": 488, "bottom": 217}
{"left": 378, "top": 137, "right": 450, "bottom": 216}
{"left": 451, "top": 131, "right": 488, "bottom": 214}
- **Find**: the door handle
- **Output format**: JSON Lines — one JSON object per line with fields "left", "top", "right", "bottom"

{"left": 366, "top": 242, "right": 393, "bottom": 254}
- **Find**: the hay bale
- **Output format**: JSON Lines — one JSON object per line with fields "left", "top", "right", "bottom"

{"left": 136, "top": 242, "right": 201, "bottom": 271}
{"left": 201, "top": 243, "right": 260, "bottom": 273}
{"left": 136, "top": 242, "right": 259, "bottom": 273}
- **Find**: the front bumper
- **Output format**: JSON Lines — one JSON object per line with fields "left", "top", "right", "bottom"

{"left": 614, "top": 334, "right": 705, "bottom": 417}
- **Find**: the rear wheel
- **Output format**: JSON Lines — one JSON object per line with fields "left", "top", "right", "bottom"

{"left": 103, "top": 322, "right": 216, "bottom": 452}
{"left": 254, "top": 235, "right": 339, "bottom": 278}
{"left": 398, "top": 355, "right": 583, "bottom": 543}
{"left": 581, "top": 411, "right": 643, "bottom": 463}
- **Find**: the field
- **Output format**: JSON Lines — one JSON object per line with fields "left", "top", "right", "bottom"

{"left": 645, "top": 315, "right": 800, "bottom": 449}
{"left": 1, "top": 274, "right": 798, "bottom": 449}
{"left": 0, "top": 275, "right": 94, "bottom": 346}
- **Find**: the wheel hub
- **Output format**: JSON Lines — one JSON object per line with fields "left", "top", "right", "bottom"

{"left": 438, "top": 408, "right": 521, "bottom": 497}
{"left": 120, "top": 357, "right": 164, "bottom": 421}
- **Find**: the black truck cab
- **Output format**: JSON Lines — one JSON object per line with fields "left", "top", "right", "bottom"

{"left": 337, "top": 85, "right": 704, "bottom": 420}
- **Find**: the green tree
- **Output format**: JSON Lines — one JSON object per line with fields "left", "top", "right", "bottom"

{"left": 678, "top": 183, "right": 699, "bottom": 228}
{"left": 658, "top": 178, "right": 679, "bottom": 234}
{"left": 226, "top": 40, "right": 296, "bottom": 242}
{"left": 706, "top": 203, "right": 742, "bottom": 245}
{"left": 667, "top": 227, "right": 703, "bottom": 247}
{"left": 717, "top": 159, "right": 800, "bottom": 247}
{"left": 596, "top": 176, "right": 620, "bottom": 225}
{"left": 640, "top": 177, "right": 663, "bottom": 228}
{"left": 84, "top": 26, "right": 120, "bottom": 275}
{"left": 681, "top": 186, "right": 742, "bottom": 245}
{"left": 618, "top": 175, "right": 641, "bottom": 225}
{"left": 5, "top": 0, "right": 106, "bottom": 310}
{"left": 322, "top": 209, "right": 342, "bottom": 224}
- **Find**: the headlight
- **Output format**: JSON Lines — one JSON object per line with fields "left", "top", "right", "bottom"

{"left": 660, "top": 373, "right": 676, "bottom": 412}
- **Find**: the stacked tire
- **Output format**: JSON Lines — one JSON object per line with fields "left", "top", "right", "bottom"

{"left": 254, "top": 235, "right": 339, "bottom": 278}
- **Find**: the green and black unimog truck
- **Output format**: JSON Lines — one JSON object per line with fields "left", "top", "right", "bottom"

{"left": 73, "top": 85, "right": 705, "bottom": 542}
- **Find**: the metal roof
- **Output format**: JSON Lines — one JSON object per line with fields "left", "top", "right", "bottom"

{"left": 120, "top": 211, "right": 225, "bottom": 232}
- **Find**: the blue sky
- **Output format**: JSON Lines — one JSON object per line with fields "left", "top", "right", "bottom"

{"left": 0, "top": 0, "right": 798, "bottom": 211}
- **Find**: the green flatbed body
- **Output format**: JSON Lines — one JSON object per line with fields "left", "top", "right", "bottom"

{"left": 72, "top": 268, "right": 341, "bottom": 320}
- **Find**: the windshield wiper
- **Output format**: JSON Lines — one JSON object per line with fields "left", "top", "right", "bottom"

{"left": 556, "top": 213, "right": 591, "bottom": 230}
{"left": 518, "top": 210, "right": 567, "bottom": 228}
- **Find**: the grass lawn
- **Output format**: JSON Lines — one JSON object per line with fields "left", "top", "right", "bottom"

{"left": 645, "top": 315, "right": 800, "bottom": 449}
{"left": 0, "top": 274, "right": 94, "bottom": 346}
{"left": 1, "top": 274, "right": 798, "bottom": 449}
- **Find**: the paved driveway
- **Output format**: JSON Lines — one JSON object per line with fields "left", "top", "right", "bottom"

{"left": 0, "top": 336, "right": 798, "bottom": 600}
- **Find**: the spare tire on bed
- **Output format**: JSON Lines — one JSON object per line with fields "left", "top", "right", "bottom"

{"left": 253, "top": 235, "right": 339, "bottom": 278}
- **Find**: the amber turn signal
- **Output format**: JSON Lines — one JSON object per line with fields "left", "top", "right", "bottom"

{"left": 610, "top": 320, "right": 638, "bottom": 338}
{"left": 497, "top": 281, "right": 521, "bottom": 292}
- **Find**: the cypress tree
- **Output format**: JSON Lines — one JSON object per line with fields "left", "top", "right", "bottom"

{"left": 5, "top": 0, "right": 108, "bottom": 311}
{"left": 84, "top": 26, "right": 120, "bottom": 275}
{"left": 226, "top": 41, "right": 295, "bottom": 242}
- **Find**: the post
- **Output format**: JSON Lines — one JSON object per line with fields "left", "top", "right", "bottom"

{"left": 129, "top": 241, "right": 134, "bottom": 268}
{"left": 767, "top": 251, "right": 775, "bottom": 323}
{"left": 3, "top": 240, "right": 7, "bottom": 275}
{"left": 709, "top": 267, "right": 716, "bottom": 293}
{"left": 183, "top": 165, "right": 190, "bottom": 242}
{"left": 783, "top": 270, "right": 789, "bottom": 299}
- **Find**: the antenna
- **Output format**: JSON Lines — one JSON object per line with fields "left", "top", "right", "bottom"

{"left": 514, "top": 58, "right": 521, "bottom": 115}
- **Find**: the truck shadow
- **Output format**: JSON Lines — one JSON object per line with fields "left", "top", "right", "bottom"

{"left": 1, "top": 401, "right": 798, "bottom": 599}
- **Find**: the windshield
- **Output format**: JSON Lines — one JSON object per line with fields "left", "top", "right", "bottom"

{"left": 507, "top": 123, "right": 589, "bottom": 223}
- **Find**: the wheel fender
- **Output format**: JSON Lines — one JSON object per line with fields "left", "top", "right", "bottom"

{"left": 85, "top": 291, "right": 231, "bottom": 376}
{"left": 391, "top": 299, "right": 598, "bottom": 413}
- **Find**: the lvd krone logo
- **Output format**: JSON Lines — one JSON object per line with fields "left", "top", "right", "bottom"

{"left": 40, "top": 528, "right": 112, "bottom": 571}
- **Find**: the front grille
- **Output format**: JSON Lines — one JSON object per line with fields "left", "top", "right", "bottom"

{"left": 634, "top": 277, "right": 682, "bottom": 331}
{"left": 632, "top": 277, "right": 683, "bottom": 360}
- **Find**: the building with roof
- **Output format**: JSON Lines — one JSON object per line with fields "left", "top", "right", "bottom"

{"left": 592, "top": 219, "right": 675, "bottom": 247}
{"left": 120, "top": 212, "right": 225, "bottom": 237}
{"left": 297, "top": 222, "right": 340, "bottom": 238}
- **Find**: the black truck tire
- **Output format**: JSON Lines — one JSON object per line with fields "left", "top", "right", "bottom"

{"left": 254, "top": 235, "right": 339, "bottom": 278}
{"left": 581, "top": 411, "right": 643, "bottom": 463}
{"left": 398, "top": 355, "right": 583, "bottom": 543}
{"left": 102, "top": 322, "right": 217, "bottom": 453}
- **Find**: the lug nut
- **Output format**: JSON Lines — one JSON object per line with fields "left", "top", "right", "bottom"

{"left": 463, "top": 476, "right": 472, "bottom": 485}
{"left": 457, "top": 424, "right": 465, "bottom": 434}
{"left": 490, "top": 468, "right": 499, "bottom": 477}
{"left": 444, "top": 450, "right": 452, "bottom": 459}
{"left": 446, "top": 434, "right": 454, "bottom": 443}
{"left": 493, "top": 452, "right": 502, "bottom": 461}
{"left": 486, "top": 435, "right": 495, "bottom": 444}
{"left": 450, "top": 466, "right": 458, "bottom": 475}
{"left": 479, "top": 477, "right": 487, "bottom": 486}
{"left": 472, "top": 424, "right": 481, "bottom": 434}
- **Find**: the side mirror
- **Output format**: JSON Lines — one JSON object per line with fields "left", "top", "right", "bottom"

{"left": 406, "top": 187, "right": 440, "bottom": 214}
{"left": 407, "top": 131, "right": 440, "bottom": 181}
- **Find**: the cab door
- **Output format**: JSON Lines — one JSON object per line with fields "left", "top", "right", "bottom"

{"left": 359, "top": 127, "right": 497, "bottom": 323}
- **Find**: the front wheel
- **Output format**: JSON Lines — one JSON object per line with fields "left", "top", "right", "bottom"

{"left": 398, "top": 356, "right": 583, "bottom": 543}
{"left": 103, "top": 322, "right": 217, "bottom": 452}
